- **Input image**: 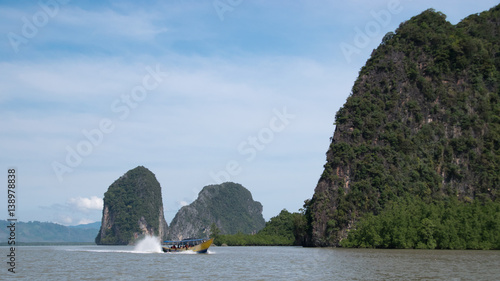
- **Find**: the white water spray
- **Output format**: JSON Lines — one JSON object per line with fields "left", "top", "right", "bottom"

{"left": 133, "top": 235, "right": 162, "bottom": 253}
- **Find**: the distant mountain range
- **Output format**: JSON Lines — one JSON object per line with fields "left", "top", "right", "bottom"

{"left": 68, "top": 221, "right": 101, "bottom": 230}
{"left": 0, "top": 220, "right": 100, "bottom": 243}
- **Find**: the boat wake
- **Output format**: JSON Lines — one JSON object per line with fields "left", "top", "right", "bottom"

{"left": 68, "top": 235, "right": 163, "bottom": 254}
{"left": 132, "top": 235, "right": 162, "bottom": 253}
{"left": 164, "top": 250, "right": 198, "bottom": 255}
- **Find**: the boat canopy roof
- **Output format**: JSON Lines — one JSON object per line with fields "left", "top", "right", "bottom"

{"left": 163, "top": 238, "right": 207, "bottom": 243}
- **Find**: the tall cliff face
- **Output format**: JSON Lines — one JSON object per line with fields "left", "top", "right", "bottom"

{"left": 306, "top": 6, "right": 500, "bottom": 246}
{"left": 95, "top": 166, "right": 168, "bottom": 245}
{"left": 168, "top": 182, "right": 265, "bottom": 240}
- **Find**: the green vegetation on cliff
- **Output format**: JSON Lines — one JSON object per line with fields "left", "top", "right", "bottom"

{"left": 96, "top": 166, "right": 168, "bottom": 245}
{"left": 305, "top": 5, "right": 500, "bottom": 248}
{"left": 341, "top": 197, "right": 500, "bottom": 249}
{"left": 168, "top": 182, "right": 265, "bottom": 239}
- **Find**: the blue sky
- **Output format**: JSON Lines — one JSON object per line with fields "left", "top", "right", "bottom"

{"left": 1, "top": 0, "right": 498, "bottom": 226}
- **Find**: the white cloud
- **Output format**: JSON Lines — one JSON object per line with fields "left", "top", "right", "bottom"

{"left": 77, "top": 218, "right": 97, "bottom": 225}
{"left": 55, "top": 7, "right": 169, "bottom": 41}
{"left": 56, "top": 215, "right": 73, "bottom": 225}
{"left": 68, "top": 196, "right": 103, "bottom": 211}
{"left": 0, "top": 59, "right": 149, "bottom": 103}
{"left": 37, "top": 197, "right": 104, "bottom": 226}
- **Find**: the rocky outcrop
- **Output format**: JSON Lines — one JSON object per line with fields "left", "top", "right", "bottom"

{"left": 95, "top": 166, "right": 168, "bottom": 245}
{"left": 305, "top": 5, "right": 500, "bottom": 247}
{"left": 168, "top": 182, "right": 265, "bottom": 240}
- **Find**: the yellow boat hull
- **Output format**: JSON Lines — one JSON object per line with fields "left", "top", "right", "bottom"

{"left": 162, "top": 238, "right": 214, "bottom": 254}
{"left": 190, "top": 238, "right": 213, "bottom": 253}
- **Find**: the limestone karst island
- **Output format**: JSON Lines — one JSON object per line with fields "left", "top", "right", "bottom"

{"left": 304, "top": 5, "right": 500, "bottom": 249}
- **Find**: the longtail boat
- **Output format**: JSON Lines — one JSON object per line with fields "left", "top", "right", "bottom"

{"left": 162, "top": 238, "right": 214, "bottom": 253}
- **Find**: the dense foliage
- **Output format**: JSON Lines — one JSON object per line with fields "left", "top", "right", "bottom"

{"left": 341, "top": 197, "right": 500, "bottom": 249}
{"left": 200, "top": 183, "right": 265, "bottom": 235}
{"left": 168, "top": 182, "right": 265, "bottom": 239}
{"left": 306, "top": 5, "right": 500, "bottom": 247}
{"left": 96, "top": 166, "right": 166, "bottom": 245}
{"left": 212, "top": 209, "right": 306, "bottom": 246}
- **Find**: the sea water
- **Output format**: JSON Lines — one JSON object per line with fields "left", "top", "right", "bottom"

{"left": 2, "top": 243, "right": 500, "bottom": 280}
